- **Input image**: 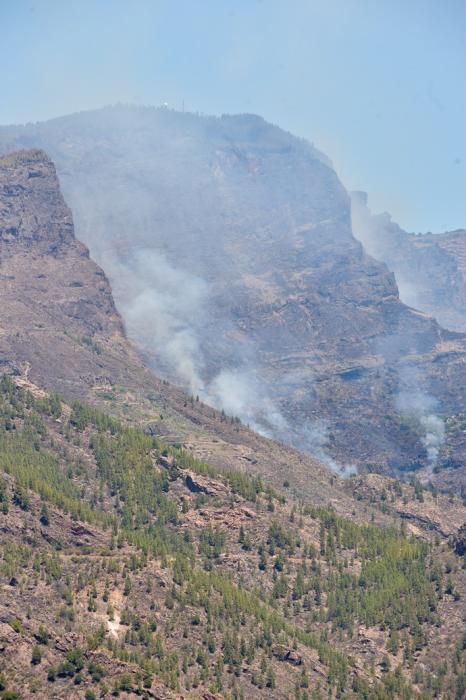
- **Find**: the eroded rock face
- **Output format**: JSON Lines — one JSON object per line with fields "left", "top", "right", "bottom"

{"left": 1, "top": 114, "right": 466, "bottom": 479}
{"left": 0, "top": 148, "right": 358, "bottom": 510}
{"left": 0, "top": 149, "right": 74, "bottom": 249}
{"left": 0, "top": 149, "right": 140, "bottom": 397}
{"left": 351, "top": 191, "right": 466, "bottom": 333}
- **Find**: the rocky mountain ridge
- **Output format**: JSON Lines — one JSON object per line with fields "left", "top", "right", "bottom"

{"left": 0, "top": 148, "right": 129, "bottom": 387}
{"left": 1, "top": 107, "right": 465, "bottom": 482}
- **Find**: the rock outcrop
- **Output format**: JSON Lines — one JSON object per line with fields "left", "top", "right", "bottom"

{"left": 0, "top": 149, "right": 145, "bottom": 397}
{"left": 452, "top": 522, "right": 466, "bottom": 556}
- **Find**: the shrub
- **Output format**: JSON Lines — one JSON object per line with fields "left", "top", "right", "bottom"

{"left": 31, "top": 645, "right": 42, "bottom": 665}
{"left": 9, "top": 618, "right": 22, "bottom": 634}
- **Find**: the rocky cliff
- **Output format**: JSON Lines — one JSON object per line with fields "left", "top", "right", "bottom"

{"left": 1, "top": 109, "right": 465, "bottom": 482}
{"left": 351, "top": 191, "right": 466, "bottom": 333}
{"left": 0, "top": 149, "right": 140, "bottom": 395}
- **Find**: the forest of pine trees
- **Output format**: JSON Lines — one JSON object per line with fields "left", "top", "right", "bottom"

{"left": 0, "top": 375, "right": 464, "bottom": 699}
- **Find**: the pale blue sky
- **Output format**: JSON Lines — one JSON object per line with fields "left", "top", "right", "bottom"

{"left": 1, "top": 0, "right": 465, "bottom": 232}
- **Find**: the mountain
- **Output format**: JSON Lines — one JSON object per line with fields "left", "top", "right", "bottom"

{"left": 0, "top": 148, "right": 343, "bottom": 509}
{"left": 1, "top": 106, "right": 465, "bottom": 484}
{"left": 0, "top": 149, "right": 465, "bottom": 699}
{"left": 351, "top": 191, "right": 466, "bottom": 333}
{"left": 434, "top": 229, "right": 466, "bottom": 284}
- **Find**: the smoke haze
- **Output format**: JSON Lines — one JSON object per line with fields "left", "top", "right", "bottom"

{"left": 111, "top": 248, "right": 207, "bottom": 393}
{"left": 395, "top": 367, "right": 446, "bottom": 472}
{"left": 351, "top": 191, "right": 466, "bottom": 333}
{"left": 0, "top": 105, "right": 462, "bottom": 478}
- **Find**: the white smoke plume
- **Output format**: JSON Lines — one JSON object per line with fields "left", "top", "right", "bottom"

{"left": 419, "top": 414, "right": 445, "bottom": 467}
{"left": 395, "top": 368, "right": 445, "bottom": 470}
{"left": 206, "top": 369, "right": 289, "bottom": 437}
{"left": 106, "top": 249, "right": 353, "bottom": 475}
{"left": 350, "top": 192, "right": 425, "bottom": 310}
{"left": 300, "top": 420, "right": 357, "bottom": 477}
{"left": 108, "top": 249, "right": 291, "bottom": 437}
{"left": 109, "top": 248, "right": 206, "bottom": 393}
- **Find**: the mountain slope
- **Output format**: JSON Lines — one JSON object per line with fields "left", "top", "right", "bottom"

{"left": 0, "top": 148, "right": 465, "bottom": 699}
{"left": 0, "top": 148, "right": 356, "bottom": 511}
{"left": 0, "top": 148, "right": 142, "bottom": 395}
{"left": 1, "top": 377, "right": 465, "bottom": 700}
{"left": 1, "top": 107, "right": 465, "bottom": 480}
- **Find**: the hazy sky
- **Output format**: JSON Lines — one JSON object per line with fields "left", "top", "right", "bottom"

{"left": 2, "top": 0, "right": 465, "bottom": 232}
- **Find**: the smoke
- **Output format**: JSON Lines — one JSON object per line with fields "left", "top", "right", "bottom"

{"left": 207, "top": 369, "right": 288, "bottom": 435}
{"left": 353, "top": 196, "right": 448, "bottom": 472}
{"left": 108, "top": 248, "right": 291, "bottom": 435}
{"left": 420, "top": 414, "right": 445, "bottom": 466}
{"left": 206, "top": 367, "right": 355, "bottom": 476}
{"left": 351, "top": 191, "right": 466, "bottom": 333}
{"left": 299, "top": 420, "right": 357, "bottom": 477}
{"left": 109, "top": 248, "right": 206, "bottom": 393}
{"left": 395, "top": 367, "right": 445, "bottom": 470}
{"left": 350, "top": 191, "right": 426, "bottom": 310}
{"left": 19, "top": 106, "right": 417, "bottom": 479}
{"left": 107, "top": 248, "right": 354, "bottom": 475}
{"left": 351, "top": 191, "right": 387, "bottom": 258}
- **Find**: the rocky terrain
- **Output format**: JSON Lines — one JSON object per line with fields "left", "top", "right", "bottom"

{"left": 0, "top": 375, "right": 464, "bottom": 700}
{"left": 435, "top": 230, "right": 466, "bottom": 283}
{"left": 0, "top": 149, "right": 347, "bottom": 509}
{"left": 0, "top": 149, "right": 141, "bottom": 394}
{"left": 351, "top": 191, "right": 466, "bottom": 333}
{"left": 1, "top": 107, "right": 465, "bottom": 481}
{"left": 0, "top": 148, "right": 465, "bottom": 699}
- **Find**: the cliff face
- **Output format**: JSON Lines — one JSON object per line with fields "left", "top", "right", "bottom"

{"left": 0, "top": 149, "right": 139, "bottom": 394}
{"left": 435, "top": 229, "right": 466, "bottom": 282}
{"left": 351, "top": 191, "right": 466, "bottom": 333}
{"left": 1, "top": 109, "right": 465, "bottom": 479}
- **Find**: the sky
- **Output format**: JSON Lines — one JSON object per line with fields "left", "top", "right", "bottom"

{"left": 1, "top": 0, "right": 465, "bottom": 233}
